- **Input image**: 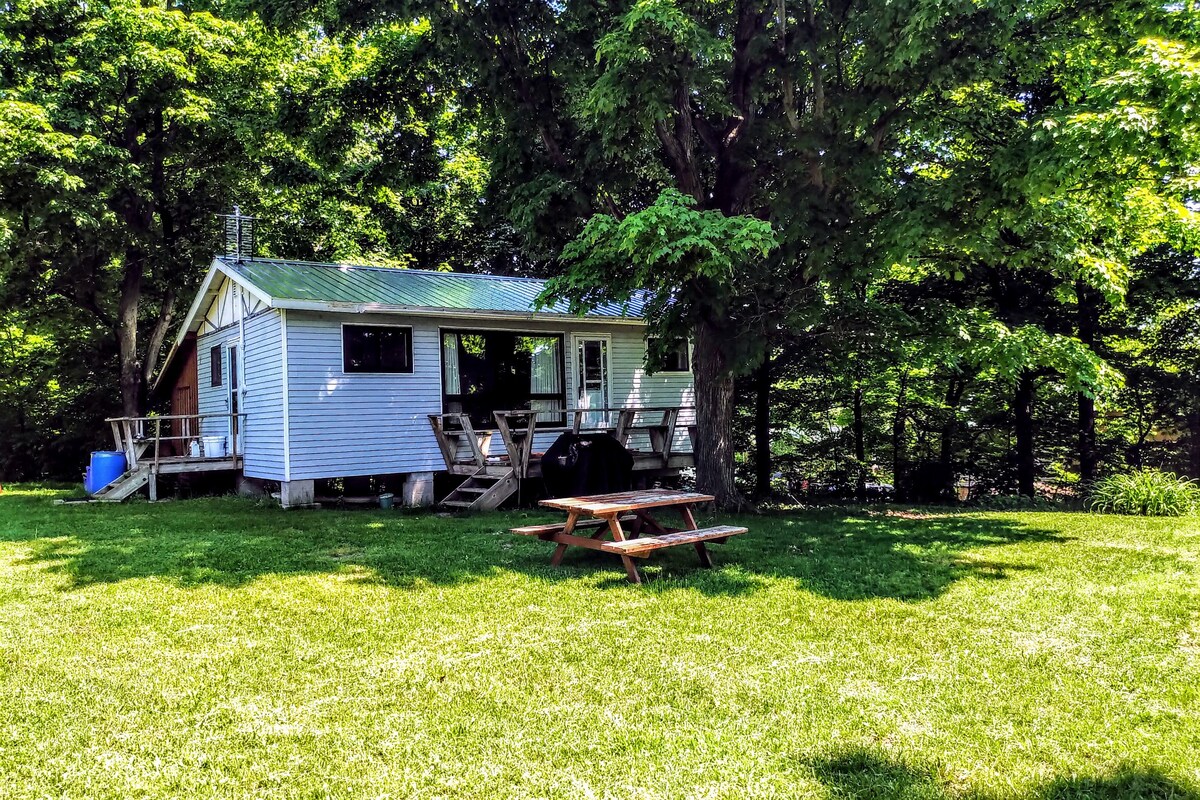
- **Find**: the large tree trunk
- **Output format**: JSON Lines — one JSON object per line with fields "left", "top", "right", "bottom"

{"left": 1189, "top": 404, "right": 1200, "bottom": 479}
{"left": 1078, "top": 393, "right": 1097, "bottom": 484}
{"left": 891, "top": 367, "right": 909, "bottom": 492}
{"left": 852, "top": 377, "right": 867, "bottom": 503}
{"left": 1015, "top": 370, "right": 1037, "bottom": 497}
{"left": 693, "top": 315, "right": 738, "bottom": 508}
{"left": 1076, "top": 281, "right": 1099, "bottom": 486}
{"left": 753, "top": 353, "right": 772, "bottom": 498}
{"left": 117, "top": 246, "right": 145, "bottom": 417}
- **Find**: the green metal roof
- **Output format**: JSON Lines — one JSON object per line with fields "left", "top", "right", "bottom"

{"left": 216, "top": 257, "right": 645, "bottom": 320}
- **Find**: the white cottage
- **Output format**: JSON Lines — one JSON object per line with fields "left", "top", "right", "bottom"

{"left": 112, "top": 255, "right": 696, "bottom": 508}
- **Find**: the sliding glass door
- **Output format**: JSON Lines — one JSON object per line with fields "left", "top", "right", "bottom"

{"left": 441, "top": 330, "right": 566, "bottom": 428}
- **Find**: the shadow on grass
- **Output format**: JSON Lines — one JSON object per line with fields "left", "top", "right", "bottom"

{"left": 1, "top": 491, "right": 1064, "bottom": 599}
{"left": 811, "top": 748, "right": 1198, "bottom": 799}
{"left": 575, "top": 509, "right": 1062, "bottom": 599}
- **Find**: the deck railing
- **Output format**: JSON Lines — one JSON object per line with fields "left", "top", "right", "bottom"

{"left": 105, "top": 413, "right": 246, "bottom": 471}
{"left": 428, "top": 407, "right": 696, "bottom": 477}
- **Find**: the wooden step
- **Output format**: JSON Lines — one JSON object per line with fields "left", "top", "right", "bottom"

{"left": 94, "top": 467, "right": 151, "bottom": 502}
{"left": 438, "top": 468, "right": 518, "bottom": 512}
{"left": 601, "top": 525, "right": 748, "bottom": 556}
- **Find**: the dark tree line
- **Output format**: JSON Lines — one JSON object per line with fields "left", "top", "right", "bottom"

{"left": 2, "top": 0, "right": 1198, "bottom": 505}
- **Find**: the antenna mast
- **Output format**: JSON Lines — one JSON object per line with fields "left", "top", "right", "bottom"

{"left": 217, "top": 207, "right": 256, "bottom": 263}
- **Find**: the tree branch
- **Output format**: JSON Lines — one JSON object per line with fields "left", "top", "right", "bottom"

{"left": 142, "top": 288, "right": 177, "bottom": 385}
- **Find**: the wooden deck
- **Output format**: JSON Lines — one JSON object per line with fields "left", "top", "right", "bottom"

{"left": 430, "top": 408, "right": 696, "bottom": 477}
{"left": 97, "top": 413, "right": 244, "bottom": 501}
{"left": 429, "top": 408, "right": 696, "bottom": 510}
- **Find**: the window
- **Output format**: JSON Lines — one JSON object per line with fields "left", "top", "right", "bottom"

{"left": 647, "top": 337, "right": 690, "bottom": 373}
{"left": 442, "top": 330, "right": 566, "bottom": 428}
{"left": 210, "top": 345, "right": 223, "bottom": 387}
{"left": 343, "top": 325, "right": 413, "bottom": 373}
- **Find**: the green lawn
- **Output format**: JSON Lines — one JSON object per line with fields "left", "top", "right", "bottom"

{"left": 1, "top": 486, "right": 1197, "bottom": 799}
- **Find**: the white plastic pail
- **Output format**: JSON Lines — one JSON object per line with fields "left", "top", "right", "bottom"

{"left": 201, "top": 435, "right": 227, "bottom": 458}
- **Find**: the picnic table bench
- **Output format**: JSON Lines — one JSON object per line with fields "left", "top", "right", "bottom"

{"left": 511, "top": 489, "right": 747, "bottom": 584}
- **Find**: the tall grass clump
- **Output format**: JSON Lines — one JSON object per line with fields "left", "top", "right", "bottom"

{"left": 1089, "top": 469, "right": 1200, "bottom": 516}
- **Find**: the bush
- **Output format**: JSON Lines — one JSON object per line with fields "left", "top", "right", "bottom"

{"left": 1088, "top": 469, "right": 1200, "bottom": 517}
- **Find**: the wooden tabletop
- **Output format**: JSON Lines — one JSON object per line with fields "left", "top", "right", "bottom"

{"left": 540, "top": 489, "right": 715, "bottom": 515}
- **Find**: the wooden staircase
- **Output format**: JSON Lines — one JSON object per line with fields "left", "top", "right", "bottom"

{"left": 439, "top": 466, "right": 518, "bottom": 512}
{"left": 92, "top": 466, "right": 152, "bottom": 502}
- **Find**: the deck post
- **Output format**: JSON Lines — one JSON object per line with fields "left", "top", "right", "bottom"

{"left": 122, "top": 419, "right": 138, "bottom": 469}
{"left": 428, "top": 415, "right": 457, "bottom": 468}
{"left": 615, "top": 409, "right": 636, "bottom": 446}
{"left": 280, "top": 480, "right": 315, "bottom": 509}
{"left": 402, "top": 472, "right": 435, "bottom": 507}
{"left": 494, "top": 412, "right": 523, "bottom": 477}
{"left": 660, "top": 408, "right": 677, "bottom": 465}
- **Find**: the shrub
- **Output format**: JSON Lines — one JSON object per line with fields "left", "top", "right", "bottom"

{"left": 1088, "top": 469, "right": 1200, "bottom": 517}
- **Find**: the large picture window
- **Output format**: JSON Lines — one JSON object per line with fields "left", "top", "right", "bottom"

{"left": 442, "top": 330, "right": 565, "bottom": 428}
{"left": 343, "top": 324, "right": 413, "bottom": 373}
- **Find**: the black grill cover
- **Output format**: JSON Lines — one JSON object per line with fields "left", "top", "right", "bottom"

{"left": 542, "top": 433, "right": 634, "bottom": 498}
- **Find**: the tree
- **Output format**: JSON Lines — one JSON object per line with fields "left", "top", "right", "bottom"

{"left": 543, "top": 189, "right": 777, "bottom": 506}
{"left": 306, "top": 0, "right": 1049, "bottom": 505}
{"left": 0, "top": 0, "right": 272, "bottom": 415}
{"left": 247, "top": 21, "right": 500, "bottom": 271}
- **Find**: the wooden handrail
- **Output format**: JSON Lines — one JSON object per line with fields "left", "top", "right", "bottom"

{"left": 493, "top": 406, "right": 695, "bottom": 416}
{"left": 427, "top": 406, "right": 695, "bottom": 474}
{"left": 108, "top": 412, "right": 246, "bottom": 470}
{"left": 105, "top": 413, "right": 249, "bottom": 423}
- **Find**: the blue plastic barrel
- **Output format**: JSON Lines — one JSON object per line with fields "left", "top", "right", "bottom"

{"left": 87, "top": 451, "right": 127, "bottom": 494}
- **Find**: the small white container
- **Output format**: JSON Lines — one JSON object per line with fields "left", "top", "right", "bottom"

{"left": 188, "top": 439, "right": 201, "bottom": 458}
{"left": 201, "top": 435, "right": 227, "bottom": 458}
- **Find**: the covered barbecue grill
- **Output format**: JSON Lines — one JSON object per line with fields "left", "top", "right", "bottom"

{"left": 541, "top": 432, "right": 634, "bottom": 498}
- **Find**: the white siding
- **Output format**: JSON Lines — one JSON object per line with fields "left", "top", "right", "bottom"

{"left": 241, "top": 310, "right": 285, "bottom": 480}
{"left": 196, "top": 327, "right": 235, "bottom": 441}
{"left": 197, "top": 274, "right": 266, "bottom": 335}
{"left": 282, "top": 311, "right": 695, "bottom": 481}
{"left": 285, "top": 312, "right": 444, "bottom": 480}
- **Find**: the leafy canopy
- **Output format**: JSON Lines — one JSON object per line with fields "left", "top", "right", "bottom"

{"left": 543, "top": 188, "right": 776, "bottom": 367}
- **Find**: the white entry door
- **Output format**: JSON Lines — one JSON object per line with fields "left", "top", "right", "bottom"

{"left": 225, "top": 341, "right": 240, "bottom": 450}
{"left": 574, "top": 336, "right": 611, "bottom": 428}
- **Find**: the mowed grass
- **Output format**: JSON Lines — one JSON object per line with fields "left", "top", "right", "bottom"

{"left": 0, "top": 486, "right": 1198, "bottom": 799}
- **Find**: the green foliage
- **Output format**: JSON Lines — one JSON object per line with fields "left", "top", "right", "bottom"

{"left": 1088, "top": 469, "right": 1200, "bottom": 516}
{"left": 250, "top": 20, "right": 496, "bottom": 269}
{"left": 545, "top": 188, "right": 776, "bottom": 358}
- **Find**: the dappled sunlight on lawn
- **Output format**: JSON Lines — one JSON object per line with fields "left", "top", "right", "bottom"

{"left": 0, "top": 488, "right": 1198, "bottom": 798}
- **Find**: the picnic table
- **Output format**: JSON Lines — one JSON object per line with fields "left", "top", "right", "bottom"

{"left": 511, "top": 489, "right": 747, "bottom": 584}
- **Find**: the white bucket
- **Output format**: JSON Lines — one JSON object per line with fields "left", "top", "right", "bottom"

{"left": 201, "top": 435, "right": 227, "bottom": 458}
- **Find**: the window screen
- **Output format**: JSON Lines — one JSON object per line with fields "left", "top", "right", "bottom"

{"left": 648, "top": 337, "right": 690, "bottom": 373}
{"left": 343, "top": 325, "right": 413, "bottom": 373}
